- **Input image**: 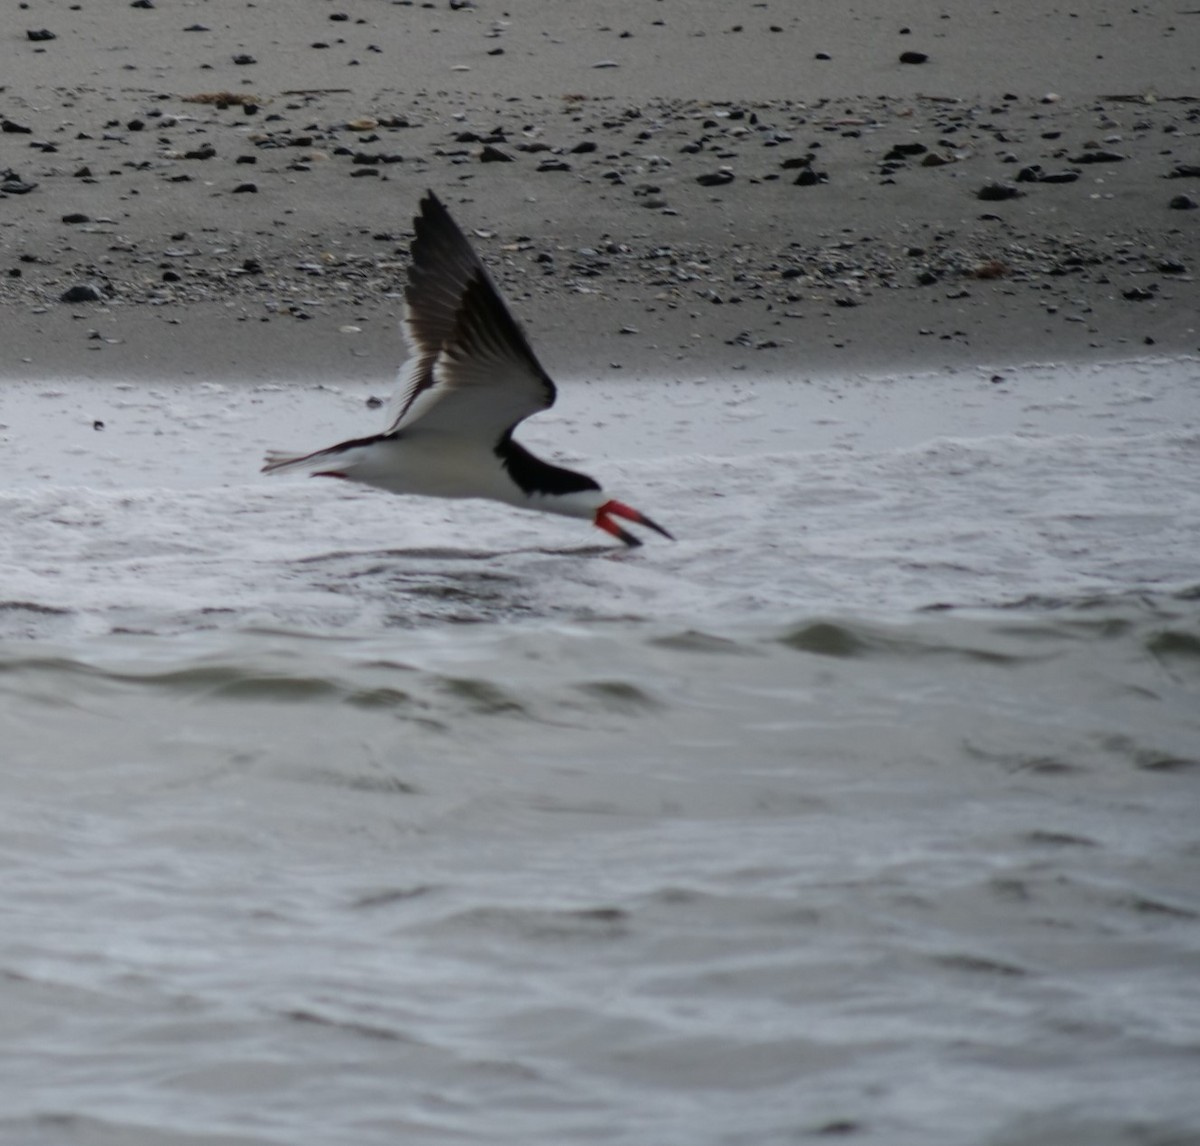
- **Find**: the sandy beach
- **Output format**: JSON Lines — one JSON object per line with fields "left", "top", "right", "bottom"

{"left": 2, "top": 0, "right": 1196, "bottom": 382}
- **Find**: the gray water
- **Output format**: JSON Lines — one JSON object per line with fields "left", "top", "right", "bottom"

{"left": 1, "top": 360, "right": 1198, "bottom": 1145}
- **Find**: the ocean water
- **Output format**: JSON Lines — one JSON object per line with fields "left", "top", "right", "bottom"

{"left": 1, "top": 358, "right": 1198, "bottom": 1145}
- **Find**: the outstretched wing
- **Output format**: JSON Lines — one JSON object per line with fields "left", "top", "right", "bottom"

{"left": 384, "top": 191, "right": 557, "bottom": 440}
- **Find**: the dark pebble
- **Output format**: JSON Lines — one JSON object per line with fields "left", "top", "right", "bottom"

{"left": 570, "top": 140, "right": 598, "bottom": 154}
{"left": 184, "top": 144, "right": 216, "bottom": 160}
{"left": 794, "top": 168, "right": 827, "bottom": 186}
{"left": 162, "top": 270, "right": 181, "bottom": 282}
{"left": 1168, "top": 194, "right": 1197, "bottom": 210}
{"left": 60, "top": 283, "right": 104, "bottom": 302}
{"left": 899, "top": 51, "right": 928, "bottom": 64}
{"left": 479, "top": 144, "right": 514, "bottom": 163}
{"left": 235, "top": 155, "right": 257, "bottom": 165}
{"left": 232, "top": 53, "right": 256, "bottom": 65}
{"left": 537, "top": 160, "right": 572, "bottom": 173}
{"left": 1, "top": 173, "right": 39, "bottom": 194}
{"left": 1166, "top": 164, "right": 1200, "bottom": 179}
{"left": 1069, "top": 150, "right": 1124, "bottom": 163}
{"left": 2, "top": 119, "right": 33, "bottom": 134}
{"left": 976, "top": 182, "right": 1022, "bottom": 201}
{"left": 1122, "top": 286, "right": 1156, "bottom": 301}
{"left": 696, "top": 170, "right": 735, "bottom": 187}
{"left": 232, "top": 182, "right": 258, "bottom": 193}
{"left": 814, "top": 52, "right": 831, "bottom": 60}
{"left": 131, "top": 0, "right": 154, "bottom": 7}
{"left": 61, "top": 212, "right": 90, "bottom": 224}
{"left": 1038, "top": 170, "right": 1080, "bottom": 184}
{"left": 26, "top": 29, "right": 57, "bottom": 42}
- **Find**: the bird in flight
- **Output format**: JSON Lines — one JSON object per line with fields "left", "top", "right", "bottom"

{"left": 262, "top": 191, "right": 673, "bottom": 548}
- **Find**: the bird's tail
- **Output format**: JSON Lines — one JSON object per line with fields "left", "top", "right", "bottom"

{"left": 262, "top": 444, "right": 347, "bottom": 477}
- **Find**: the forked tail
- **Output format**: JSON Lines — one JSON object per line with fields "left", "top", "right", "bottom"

{"left": 262, "top": 444, "right": 346, "bottom": 477}
{"left": 262, "top": 433, "right": 383, "bottom": 478}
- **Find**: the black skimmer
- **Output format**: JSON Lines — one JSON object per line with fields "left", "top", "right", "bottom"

{"left": 262, "top": 191, "right": 673, "bottom": 548}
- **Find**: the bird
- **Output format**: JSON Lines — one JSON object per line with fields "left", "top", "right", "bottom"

{"left": 262, "top": 191, "right": 673, "bottom": 548}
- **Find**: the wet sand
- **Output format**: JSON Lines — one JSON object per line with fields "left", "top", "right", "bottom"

{"left": 1, "top": 0, "right": 1197, "bottom": 382}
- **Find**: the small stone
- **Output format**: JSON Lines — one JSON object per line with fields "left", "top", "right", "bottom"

{"left": 1, "top": 172, "right": 38, "bottom": 194}
{"left": 1122, "top": 286, "right": 1156, "bottom": 301}
{"left": 232, "top": 182, "right": 258, "bottom": 193}
{"left": 60, "top": 283, "right": 104, "bottom": 302}
{"left": 696, "top": 170, "right": 734, "bottom": 187}
{"left": 793, "top": 168, "right": 826, "bottom": 186}
{"left": 899, "top": 51, "right": 928, "bottom": 64}
{"left": 1069, "top": 150, "right": 1124, "bottom": 164}
{"left": 976, "top": 182, "right": 1022, "bottom": 201}
{"left": 232, "top": 53, "right": 256, "bottom": 65}
{"left": 1168, "top": 194, "right": 1197, "bottom": 210}
{"left": 479, "top": 144, "right": 513, "bottom": 163}
{"left": 61, "top": 212, "right": 90, "bottom": 224}
{"left": 2, "top": 119, "right": 33, "bottom": 134}
{"left": 131, "top": 0, "right": 154, "bottom": 7}
{"left": 1038, "top": 170, "right": 1080, "bottom": 184}
{"left": 536, "top": 159, "right": 572, "bottom": 173}
{"left": 26, "top": 29, "right": 57, "bottom": 42}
